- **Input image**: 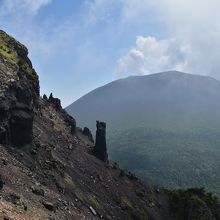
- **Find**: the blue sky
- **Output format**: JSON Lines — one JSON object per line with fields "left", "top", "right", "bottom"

{"left": 0, "top": 0, "right": 220, "bottom": 106}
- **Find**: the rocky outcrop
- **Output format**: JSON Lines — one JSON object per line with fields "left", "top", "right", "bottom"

{"left": 82, "top": 127, "right": 94, "bottom": 143}
{"left": 43, "top": 93, "right": 76, "bottom": 134}
{"left": 63, "top": 113, "right": 76, "bottom": 134}
{"left": 48, "top": 93, "right": 62, "bottom": 110}
{"left": 0, "top": 30, "right": 39, "bottom": 147}
{"left": 93, "top": 121, "right": 108, "bottom": 162}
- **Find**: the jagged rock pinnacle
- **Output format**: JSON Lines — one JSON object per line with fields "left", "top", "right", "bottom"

{"left": 93, "top": 121, "right": 108, "bottom": 162}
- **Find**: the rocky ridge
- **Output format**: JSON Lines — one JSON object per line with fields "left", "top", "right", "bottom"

{"left": 0, "top": 30, "right": 219, "bottom": 220}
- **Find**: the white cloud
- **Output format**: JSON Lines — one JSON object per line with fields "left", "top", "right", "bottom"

{"left": 130, "top": 49, "right": 145, "bottom": 60}
{"left": 0, "top": 0, "right": 52, "bottom": 16}
{"left": 116, "top": 36, "right": 189, "bottom": 76}
{"left": 152, "top": 0, "right": 220, "bottom": 76}
{"left": 86, "top": 0, "right": 117, "bottom": 24}
{"left": 114, "top": 0, "right": 220, "bottom": 77}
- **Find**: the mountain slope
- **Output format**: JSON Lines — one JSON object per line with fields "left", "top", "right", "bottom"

{"left": 67, "top": 71, "right": 220, "bottom": 130}
{"left": 0, "top": 30, "right": 219, "bottom": 220}
{"left": 66, "top": 71, "right": 220, "bottom": 195}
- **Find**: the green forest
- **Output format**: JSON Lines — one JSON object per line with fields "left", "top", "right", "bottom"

{"left": 108, "top": 127, "right": 220, "bottom": 195}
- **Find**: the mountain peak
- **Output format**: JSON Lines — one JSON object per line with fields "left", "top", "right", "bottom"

{"left": 123, "top": 71, "right": 216, "bottom": 83}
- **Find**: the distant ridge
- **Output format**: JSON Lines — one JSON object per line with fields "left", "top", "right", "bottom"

{"left": 66, "top": 70, "right": 220, "bottom": 130}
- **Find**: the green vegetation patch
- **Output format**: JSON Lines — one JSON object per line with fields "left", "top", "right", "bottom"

{"left": 120, "top": 196, "right": 149, "bottom": 220}
{"left": 0, "top": 40, "right": 18, "bottom": 64}
{"left": 120, "top": 196, "right": 134, "bottom": 210}
{"left": 0, "top": 31, "right": 38, "bottom": 80}
{"left": 74, "top": 191, "right": 85, "bottom": 203}
{"left": 89, "top": 195, "right": 102, "bottom": 210}
{"left": 169, "top": 188, "right": 220, "bottom": 220}
{"left": 17, "top": 59, "right": 38, "bottom": 80}
{"left": 136, "top": 191, "right": 145, "bottom": 199}
{"left": 64, "top": 173, "right": 76, "bottom": 191}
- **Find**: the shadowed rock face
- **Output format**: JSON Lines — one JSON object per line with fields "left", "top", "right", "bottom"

{"left": 64, "top": 114, "right": 76, "bottom": 134}
{"left": 9, "top": 107, "right": 34, "bottom": 146}
{"left": 0, "top": 30, "right": 39, "bottom": 147}
{"left": 0, "top": 101, "right": 34, "bottom": 148}
{"left": 0, "top": 123, "right": 8, "bottom": 145}
{"left": 94, "top": 121, "right": 108, "bottom": 162}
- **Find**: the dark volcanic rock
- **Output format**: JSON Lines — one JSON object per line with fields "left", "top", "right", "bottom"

{"left": 9, "top": 108, "right": 34, "bottom": 146}
{"left": 47, "top": 92, "right": 77, "bottom": 133}
{"left": 0, "top": 30, "right": 39, "bottom": 147}
{"left": 49, "top": 93, "right": 62, "bottom": 110}
{"left": 0, "top": 175, "right": 4, "bottom": 190}
{"left": 83, "top": 127, "right": 94, "bottom": 143}
{"left": 31, "top": 186, "right": 45, "bottom": 196}
{"left": 63, "top": 113, "right": 76, "bottom": 134}
{"left": 42, "top": 201, "right": 56, "bottom": 211}
{"left": 41, "top": 92, "right": 76, "bottom": 135}
{"left": 93, "top": 121, "right": 108, "bottom": 162}
{"left": 0, "top": 99, "right": 34, "bottom": 147}
{"left": 0, "top": 124, "right": 8, "bottom": 145}
{"left": 43, "top": 94, "right": 47, "bottom": 100}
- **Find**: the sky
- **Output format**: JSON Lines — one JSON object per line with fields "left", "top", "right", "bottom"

{"left": 0, "top": 0, "right": 220, "bottom": 106}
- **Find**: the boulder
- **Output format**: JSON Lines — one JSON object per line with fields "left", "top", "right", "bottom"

{"left": 31, "top": 186, "right": 45, "bottom": 196}
{"left": 42, "top": 201, "right": 56, "bottom": 211}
